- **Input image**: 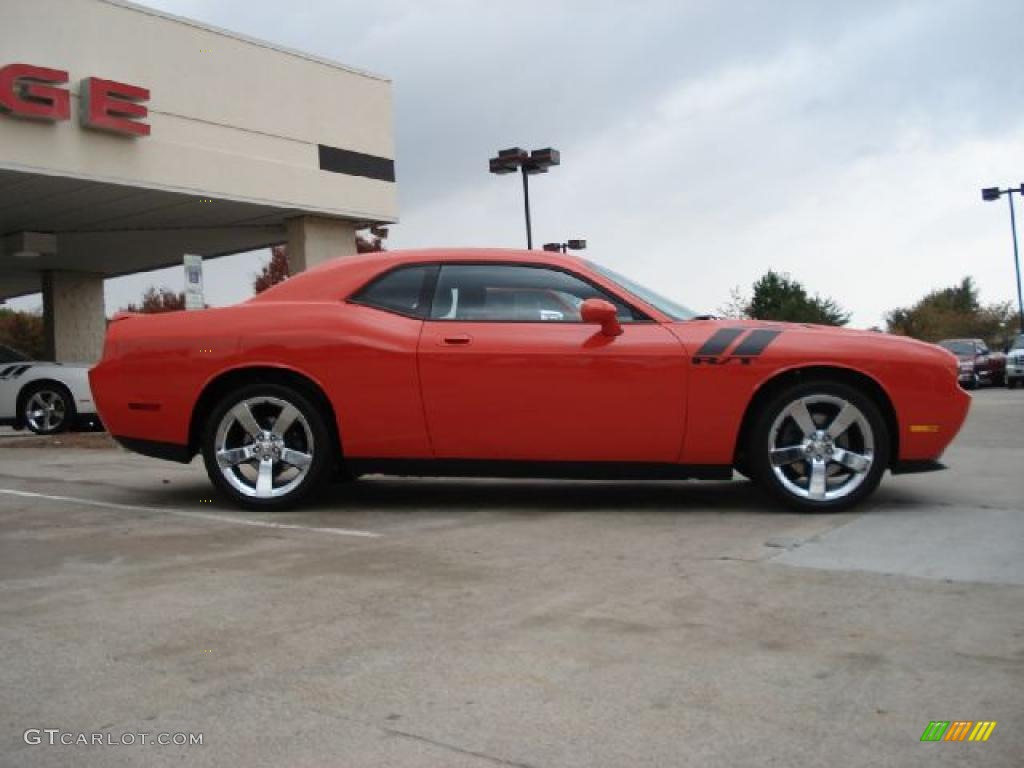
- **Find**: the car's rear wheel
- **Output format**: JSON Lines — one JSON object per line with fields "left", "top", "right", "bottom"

{"left": 201, "top": 383, "right": 332, "bottom": 510}
{"left": 21, "top": 382, "right": 75, "bottom": 435}
{"left": 748, "top": 379, "right": 890, "bottom": 512}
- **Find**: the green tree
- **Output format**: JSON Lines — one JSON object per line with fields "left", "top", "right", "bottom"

{"left": 716, "top": 286, "right": 750, "bottom": 319}
{"left": 884, "top": 277, "right": 1016, "bottom": 347}
{"left": 745, "top": 270, "right": 850, "bottom": 325}
{"left": 122, "top": 286, "right": 186, "bottom": 314}
{"left": 0, "top": 307, "right": 46, "bottom": 359}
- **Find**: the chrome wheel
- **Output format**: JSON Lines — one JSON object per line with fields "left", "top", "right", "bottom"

{"left": 214, "top": 396, "right": 315, "bottom": 499}
{"left": 768, "top": 394, "right": 875, "bottom": 503}
{"left": 24, "top": 389, "right": 68, "bottom": 434}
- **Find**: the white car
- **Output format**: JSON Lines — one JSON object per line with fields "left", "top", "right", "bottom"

{"left": 1007, "top": 334, "right": 1024, "bottom": 389}
{"left": 0, "top": 345, "right": 101, "bottom": 435}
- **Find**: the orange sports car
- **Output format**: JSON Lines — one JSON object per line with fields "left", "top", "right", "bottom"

{"left": 90, "top": 249, "right": 970, "bottom": 511}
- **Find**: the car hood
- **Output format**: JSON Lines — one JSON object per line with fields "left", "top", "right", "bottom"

{"left": 680, "top": 318, "right": 909, "bottom": 342}
{"left": 674, "top": 318, "right": 957, "bottom": 360}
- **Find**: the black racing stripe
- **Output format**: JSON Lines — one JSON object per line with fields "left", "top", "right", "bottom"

{"left": 731, "top": 329, "right": 782, "bottom": 357}
{"left": 695, "top": 328, "right": 746, "bottom": 356}
{"left": 318, "top": 144, "right": 396, "bottom": 182}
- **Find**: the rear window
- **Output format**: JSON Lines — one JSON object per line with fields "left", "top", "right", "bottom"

{"left": 350, "top": 265, "right": 435, "bottom": 318}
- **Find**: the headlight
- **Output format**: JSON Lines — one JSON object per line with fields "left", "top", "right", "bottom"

{"left": 959, "top": 360, "right": 974, "bottom": 372}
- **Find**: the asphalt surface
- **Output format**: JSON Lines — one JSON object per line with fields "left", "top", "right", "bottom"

{"left": 0, "top": 388, "right": 1022, "bottom": 767}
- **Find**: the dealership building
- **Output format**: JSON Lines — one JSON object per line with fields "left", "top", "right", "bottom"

{"left": 0, "top": 0, "right": 397, "bottom": 361}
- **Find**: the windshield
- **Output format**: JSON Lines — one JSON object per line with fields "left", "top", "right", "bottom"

{"left": 939, "top": 340, "right": 975, "bottom": 356}
{"left": 585, "top": 260, "right": 697, "bottom": 320}
{"left": 1011, "top": 335, "right": 1024, "bottom": 352}
{"left": 0, "top": 344, "right": 30, "bottom": 363}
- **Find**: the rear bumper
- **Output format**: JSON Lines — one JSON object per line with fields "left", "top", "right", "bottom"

{"left": 112, "top": 435, "right": 192, "bottom": 463}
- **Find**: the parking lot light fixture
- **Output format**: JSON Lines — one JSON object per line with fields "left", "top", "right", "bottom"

{"left": 543, "top": 239, "right": 587, "bottom": 254}
{"left": 981, "top": 184, "right": 1024, "bottom": 334}
{"left": 489, "top": 146, "right": 560, "bottom": 249}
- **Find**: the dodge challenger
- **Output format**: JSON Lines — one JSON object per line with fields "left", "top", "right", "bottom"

{"left": 89, "top": 249, "right": 970, "bottom": 511}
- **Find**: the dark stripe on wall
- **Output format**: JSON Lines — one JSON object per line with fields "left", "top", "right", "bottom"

{"left": 695, "top": 328, "right": 745, "bottom": 356}
{"left": 318, "top": 144, "right": 396, "bottom": 182}
{"left": 732, "top": 329, "right": 782, "bottom": 357}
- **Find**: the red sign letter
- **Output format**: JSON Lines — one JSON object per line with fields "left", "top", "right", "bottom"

{"left": 0, "top": 64, "right": 70, "bottom": 121}
{"left": 80, "top": 77, "right": 150, "bottom": 137}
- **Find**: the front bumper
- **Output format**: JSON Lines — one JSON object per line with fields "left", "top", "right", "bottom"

{"left": 891, "top": 459, "right": 947, "bottom": 475}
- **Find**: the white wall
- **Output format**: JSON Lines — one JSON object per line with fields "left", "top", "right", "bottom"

{"left": 0, "top": 0, "right": 397, "bottom": 222}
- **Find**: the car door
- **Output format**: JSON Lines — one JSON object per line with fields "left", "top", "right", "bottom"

{"left": 417, "top": 263, "right": 687, "bottom": 462}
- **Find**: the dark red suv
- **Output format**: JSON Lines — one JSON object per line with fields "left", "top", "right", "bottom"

{"left": 938, "top": 339, "right": 1006, "bottom": 389}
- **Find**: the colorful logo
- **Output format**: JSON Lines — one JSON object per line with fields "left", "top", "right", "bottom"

{"left": 920, "top": 721, "right": 997, "bottom": 742}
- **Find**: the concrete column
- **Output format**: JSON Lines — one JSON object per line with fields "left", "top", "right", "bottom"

{"left": 42, "top": 271, "right": 106, "bottom": 363}
{"left": 285, "top": 216, "right": 358, "bottom": 273}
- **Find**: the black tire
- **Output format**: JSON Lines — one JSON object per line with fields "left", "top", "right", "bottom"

{"left": 1007, "top": 378, "right": 1018, "bottom": 390}
{"left": 201, "top": 382, "right": 333, "bottom": 511}
{"left": 20, "top": 381, "right": 75, "bottom": 435}
{"left": 748, "top": 379, "right": 890, "bottom": 513}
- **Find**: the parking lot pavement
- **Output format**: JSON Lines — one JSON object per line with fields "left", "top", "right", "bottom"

{"left": 0, "top": 389, "right": 1022, "bottom": 767}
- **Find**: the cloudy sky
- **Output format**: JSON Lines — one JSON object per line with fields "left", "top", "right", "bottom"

{"left": 13, "top": 0, "right": 1024, "bottom": 327}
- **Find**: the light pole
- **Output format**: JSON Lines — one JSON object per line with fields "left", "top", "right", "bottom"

{"left": 982, "top": 185, "right": 1024, "bottom": 334}
{"left": 542, "top": 239, "right": 587, "bottom": 254}
{"left": 489, "top": 147, "right": 560, "bottom": 249}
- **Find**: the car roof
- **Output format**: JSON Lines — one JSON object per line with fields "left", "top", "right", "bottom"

{"left": 249, "top": 248, "right": 590, "bottom": 303}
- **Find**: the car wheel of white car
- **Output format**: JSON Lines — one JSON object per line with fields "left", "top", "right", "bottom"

{"left": 749, "top": 379, "right": 890, "bottom": 512}
{"left": 21, "top": 382, "right": 75, "bottom": 435}
{"left": 201, "top": 383, "right": 332, "bottom": 510}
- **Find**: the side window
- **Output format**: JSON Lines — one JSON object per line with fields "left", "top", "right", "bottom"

{"left": 350, "top": 265, "right": 434, "bottom": 318}
{"left": 429, "top": 265, "right": 643, "bottom": 322}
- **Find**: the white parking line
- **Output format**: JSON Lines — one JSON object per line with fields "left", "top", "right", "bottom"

{"left": 0, "top": 488, "right": 381, "bottom": 538}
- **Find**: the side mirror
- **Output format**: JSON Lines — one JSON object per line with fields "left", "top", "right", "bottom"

{"left": 580, "top": 298, "right": 623, "bottom": 337}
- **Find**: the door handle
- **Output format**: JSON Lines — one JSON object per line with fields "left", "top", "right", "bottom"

{"left": 442, "top": 334, "right": 472, "bottom": 346}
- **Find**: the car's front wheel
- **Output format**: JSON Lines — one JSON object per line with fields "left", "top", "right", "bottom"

{"left": 201, "top": 383, "right": 332, "bottom": 510}
{"left": 748, "top": 379, "right": 890, "bottom": 512}
{"left": 21, "top": 382, "right": 75, "bottom": 435}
